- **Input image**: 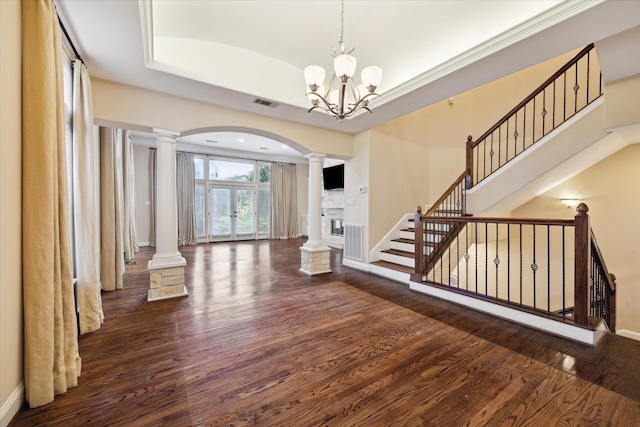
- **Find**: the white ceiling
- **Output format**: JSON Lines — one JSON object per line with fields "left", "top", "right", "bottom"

{"left": 55, "top": 0, "right": 640, "bottom": 159}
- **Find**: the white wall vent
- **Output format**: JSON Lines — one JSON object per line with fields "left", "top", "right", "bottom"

{"left": 344, "top": 224, "right": 363, "bottom": 261}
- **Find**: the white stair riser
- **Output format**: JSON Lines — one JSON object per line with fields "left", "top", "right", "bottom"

{"left": 398, "top": 231, "right": 442, "bottom": 244}
{"left": 400, "top": 230, "right": 447, "bottom": 243}
{"left": 380, "top": 252, "right": 415, "bottom": 268}
{"left": 400, "top": 230, "right": 414, "bottom": 240}
{"left": 390, "top": 241, "right": 415, "bottom": 252}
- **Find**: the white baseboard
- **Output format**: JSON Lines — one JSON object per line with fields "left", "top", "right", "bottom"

{"left": 342, "top": 258, "right": 369, "bottom": 272}
{"left": 410, "top": 281, "right": 603, "bottom": 346}
{"left": 1, "top": 382, "right": 24, "bottom": 427}
{"left": 617, "top": 329, "right": 640, "bottom": 341}
{"left": 138, "top": 242, "right": 151, "bottom": 247}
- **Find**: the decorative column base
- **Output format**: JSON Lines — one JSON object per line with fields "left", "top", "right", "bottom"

{"left": 300, "top": 244, "right": 332, "bottom": 275}
{"left": 148, "top": 257, "right": 188, "bottom": 301}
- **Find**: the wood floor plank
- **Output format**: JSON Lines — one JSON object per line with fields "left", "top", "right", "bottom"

{"left": 9, "top": 238, "right": 640, "bottom": 426}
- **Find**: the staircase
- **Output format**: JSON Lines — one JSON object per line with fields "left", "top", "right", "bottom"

{"left": 371, "top": 211, "right": 462, "bottom": 284}
{"left": 362, "top": 44, "right": 625, "bottom": 344}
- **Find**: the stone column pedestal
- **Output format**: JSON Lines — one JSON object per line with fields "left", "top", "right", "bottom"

{"left": 149, "top": 265, "right": 187, "bottom": 301}
{"left": 300, "top": 245, "right": 332, "bottom": 275}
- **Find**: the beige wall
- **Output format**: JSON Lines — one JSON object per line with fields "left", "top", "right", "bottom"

{"left": 92, "top": 78, "right": 355, "bottom": 159}
{"left": 0, "top": 0, "right": 24, "bottom": 423}
{"left": 368, "top": 130, "right": 431, "bottom": 248}
{"left": 359, "top": 49, "right": 580, "bottom": 251}
{"left": 512, "top": 145, "right": 640, "bottom": 333}
{"left": 344, "top": 131, "right": 372, "bottom": 261}
{"left": 604, "top": 76, "right": 640, "bottom": 130}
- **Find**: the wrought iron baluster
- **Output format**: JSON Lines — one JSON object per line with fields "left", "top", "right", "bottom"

{"left": 563, "top": 70, "right": 567, "bottom": 122}
{"left": 495, "top": 223, "right": 500, "bottom": 298}
{"left": 547, "top": 225, "right": 551, "bottom": 314}
{"left": 552, "top": 80, "right": 556, "bottom": 130}
{"left": 485, "top": 222, "right": 489, "bottom": 296}
{"left": 519, "top": 224, "right": 523, "bottom": 306}
{"left": 574, "top": 61, "right": 579, "bottom": 114}
{"left": 507, "top": 224, "right": 511, "bottom": 303}
{"left": 532, "top": 225, "right": 537, "bottom": 309}
{"left": 562, "top": 226, "right": 566, "bottom": 319}
{"left": 465, "top": 221, "right": 470, "bottom": 291}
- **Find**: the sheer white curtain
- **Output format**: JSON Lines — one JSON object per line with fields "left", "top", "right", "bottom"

{"left": 100, "top": 127, "right": 125, "bottom": 291}
{"left": 270, "top": 163, "right": 299, "bottom": 239}
{"left": 22, "top": 0, "right": 80, "bottom": 407}
{"left": 177, "top": 151, "right": 198, "bottom": 246}
{"left": 123, "top": 134, "right": 139, "bottom": 260}
{"left": 72, "top": 60, "right": 103, "bottom": 334}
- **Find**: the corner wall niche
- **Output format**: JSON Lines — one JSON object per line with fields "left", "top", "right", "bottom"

{"left": 322, "top": 159, "right": 344, "bottom": 248}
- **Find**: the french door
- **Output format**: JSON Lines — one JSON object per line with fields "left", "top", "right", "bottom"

{"left": 209, "top": 185, "right": 256, "bottom": 241}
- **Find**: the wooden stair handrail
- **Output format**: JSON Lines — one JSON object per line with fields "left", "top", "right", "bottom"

{"left": 470, "top": 44, "right": 595, "bottom": 149}
{"left": 425, "top": 169, "right": 469, "bottom": 216}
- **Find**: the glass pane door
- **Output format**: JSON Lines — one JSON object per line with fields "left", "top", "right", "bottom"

{"left": 235, "top": 188, "right": 255, "bottom": 238}
{"left": 210, "top": 186, "right": 231, "bottom": 239}
{"left": 209, "top": 185, "right": 256, "bottom": 241}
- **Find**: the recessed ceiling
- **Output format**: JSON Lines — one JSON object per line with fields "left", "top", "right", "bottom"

{"left": 145, "top": 0, "right": 563, "bottom": 110}
{"left": 55, "top": 0, "right": 640, "bottom": 146}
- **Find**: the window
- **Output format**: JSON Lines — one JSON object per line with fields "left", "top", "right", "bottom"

{"left": 259, "top": 163, "right": 271, "bottom": 183}
{"left": 195, "top": 184, "right": 205, "bottom": 237}
{"left": 208, "top": 159, "right": 254, "bottom": 182}
{"left": 194, "top": 157, "right": 204, "bottom": 179}
{"left": 194, "top": 156, "right": 272, "bottom": 240}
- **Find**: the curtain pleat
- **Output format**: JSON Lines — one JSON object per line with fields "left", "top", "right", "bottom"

{"left": 270, "top": 163, "right": 299, "bottom": 239}
{"left": 123, "top": 133, "right": 140, "bottom": 259}
{"left": 177, "top": 152, "right": 198, "bottom": 246}
{"left": 22, "top": 0, "right": 81, "bottom": 407}
{"left": 100, "top": 127, "right": 125, "bottom": 291}
{"left": 72, "top": 60, "right": 104, "bottom": 334}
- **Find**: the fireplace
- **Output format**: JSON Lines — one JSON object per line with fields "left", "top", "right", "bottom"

{"left": 331, "top": 219, "right": 344, "bottom": 237}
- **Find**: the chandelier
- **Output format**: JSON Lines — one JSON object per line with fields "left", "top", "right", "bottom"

{"left": 304, "top": 0, "right": 382, "bottom": 121}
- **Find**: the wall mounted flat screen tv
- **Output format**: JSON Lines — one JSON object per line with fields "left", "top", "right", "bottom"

{"left": 322, "top": 164, "right": 344, "bottom": 190}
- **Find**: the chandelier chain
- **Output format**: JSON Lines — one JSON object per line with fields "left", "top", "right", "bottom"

{"left": 340, "top": 0, "right": 344, "bottom": 45}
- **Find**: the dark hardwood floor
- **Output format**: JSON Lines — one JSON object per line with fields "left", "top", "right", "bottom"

{"left": 10, "top": 238, "right": 640, "bottom": 426}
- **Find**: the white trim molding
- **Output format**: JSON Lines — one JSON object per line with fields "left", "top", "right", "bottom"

{"left": 1, "top": 382, "right": 24, "bottom": 427}
{"left": 617, "top": 329, "right": 640, "bottom": 342}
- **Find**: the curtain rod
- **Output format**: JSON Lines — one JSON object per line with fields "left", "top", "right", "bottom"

{"left": 55, "top": 5, "right": 85, "bottom": 65}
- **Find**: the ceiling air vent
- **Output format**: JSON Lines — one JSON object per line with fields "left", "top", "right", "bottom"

{"left": 253, "top": 98, "right": 279, "bottom": 109}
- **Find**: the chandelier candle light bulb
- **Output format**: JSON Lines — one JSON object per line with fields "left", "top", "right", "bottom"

{"left": 304, "top": 0, "right": 382, "bottom": 121}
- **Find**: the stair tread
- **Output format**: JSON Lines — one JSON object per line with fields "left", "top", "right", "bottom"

{"left": 391, "top": 238, "right": 415, "bottom": 244}
{"left": 401, "top": 228, "right": 449, "bottom": 235}
{"left": 371, "top": 260, "right": 414, "bottom": 274}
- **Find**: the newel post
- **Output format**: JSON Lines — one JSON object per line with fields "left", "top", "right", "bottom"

{"left": 574, "top": 203, "right": 590, "bottom": 325}
{"left": 411, "top": 206, "right": 424, "bottom": 282}
{"left": 465, "top": 135, "right": 474, "bottom": 189}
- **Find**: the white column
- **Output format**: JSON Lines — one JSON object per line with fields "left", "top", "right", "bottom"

{"left": 147, "top": 128, "right": 188, "bottom": 301}
{"left": 300, "top": 153, "right": 331, "bottom": 275}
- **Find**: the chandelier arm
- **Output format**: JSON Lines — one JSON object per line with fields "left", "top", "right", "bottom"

{"left": 348, "top": 92, "right": 380, "bottom": 112}
{"left": 305, "top": 92, "right": 340, "bottom": 115}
